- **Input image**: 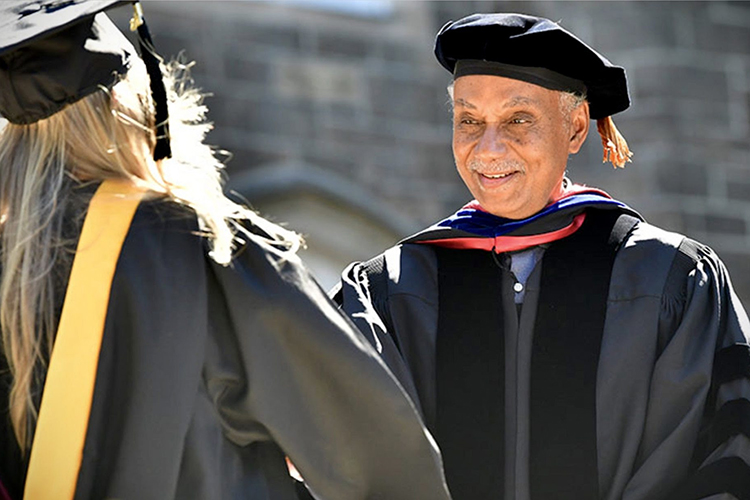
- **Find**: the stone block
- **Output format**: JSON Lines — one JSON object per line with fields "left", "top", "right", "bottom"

{"left": 222, "top": 147, "right": 287, "bottom": 174}
{"left": 585, "top": 2, "right": 679, "bottom": 52}
{"left": 705, "top": 214, "right": 747, "bottom": 235}
{"left": 415, "top": 141, "right": 457, "bottom": 181}
{"left": 682, "top": 212, "right": 706, "bottom": 235}
{"left": 369, "top": 77, "right": 443, "bottom": 122}
{"left": 274, "top": 59, "right": 366, "bottom": 105}
{"left": 696, "top": 3, "right": 750, "bottom": 54}
{"left": 676, "top": 98, "right": 732, "bottom": 137}
{"left": 696, "top": 23, "right": 750, "bottom": 55}
{"left": 224, "top": 52, "right": 273, "bottom": 85}
{"left": 727, "top": 178, "right": 750, "bottom": 203}
{"left": 634, "top": 64, "right": 729, "bottom": 103}
{"left": 380, "top": 41, "right": 417, "bottom": 64}
{"left": 610, "top": 111, "right": 680, "bottom": 145}
{"left": 232, "top": 23, "right": 302, "bottom": 51}
{"left": 656, "top": 161, "right": 708, "bottom": 196}
{"left": 316, "top": 32, "right": 373, "bottom": 59}
{"left": 217, "top": 95, "right": 315, "bottom": 139}
{"left": 648, "top": 211, "right": 686, "bottom": 234}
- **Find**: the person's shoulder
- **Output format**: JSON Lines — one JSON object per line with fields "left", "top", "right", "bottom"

{"left": 354, "top": 242, "right": 439, "bottom": 301}
{"left": 625, "top": 220, "right": 719, "bottom": 268}
{"left": 623, "top": 219, "right": 684, "bottom": 251}
{"left": 614, "top": 219, "right": 727, "bottom": 301}
{"left": 130, "top": 195, "right": 200, "bottom": 233}
{"left": 212, "top": 213, "right": 318, "bottom": 302}
{"left": 609, "top": 220, "right": 688, "bottom": 300}
{"left": 107, "top": 197, "right": 208, "bottom": 301}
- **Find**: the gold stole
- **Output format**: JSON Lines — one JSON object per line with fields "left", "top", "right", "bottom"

{"left": 24, "top": 179, "right": 145, "bottom": 499}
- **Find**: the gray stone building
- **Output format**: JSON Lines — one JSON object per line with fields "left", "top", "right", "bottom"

{"left": 121, "top": 1, "right": 750, "bottom": 299}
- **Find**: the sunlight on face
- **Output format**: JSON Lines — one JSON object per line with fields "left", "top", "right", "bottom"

{"left": 452, "top": 75, "right": 588, "bottom": 219}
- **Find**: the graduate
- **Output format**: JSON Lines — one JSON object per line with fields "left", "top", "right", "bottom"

{"left": 0, "top": 2, "right": 451, "bottom": 499}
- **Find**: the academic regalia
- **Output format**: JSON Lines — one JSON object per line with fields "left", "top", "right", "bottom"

{"left": 0, "top": 185, "right": 451, "bottom": 499}
{"left": 334, "top": 189, "right": 750, "bottom": 499}
{"left": 0, "top": 2, "right": 451, "bottom": 496}
{"left": 334, "top": 13, "right": 750, "bottom": 497}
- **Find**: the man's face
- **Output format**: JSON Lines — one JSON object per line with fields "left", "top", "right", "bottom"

{"left": 451, "top": 74, "right": 588, "bottom": 219}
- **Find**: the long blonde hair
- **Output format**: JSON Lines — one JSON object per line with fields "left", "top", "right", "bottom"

{"left": 0, "top": 56, "right": 299, "bottom": 451}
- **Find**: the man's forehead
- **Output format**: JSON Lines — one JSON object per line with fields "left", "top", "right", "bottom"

{"left": 452, "top": 76, "right": 554, "bottom": 107}
{"left": 453, "top": 95, "right": 541, "bottom": 109}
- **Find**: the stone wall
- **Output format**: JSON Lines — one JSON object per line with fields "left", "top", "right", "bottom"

{"left": 123, "top": 1, "right": 750, "bottom": 299}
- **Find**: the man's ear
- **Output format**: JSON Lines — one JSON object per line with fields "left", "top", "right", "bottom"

{"left": 568, "top": 101, "right": 590, "bottom": 154}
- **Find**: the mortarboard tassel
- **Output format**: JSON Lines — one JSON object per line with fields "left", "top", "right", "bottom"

{"left": 596, "top": 116, "right": 632, "bottom": 169}
{"left": 130, "top": 2, "right": 171, "bottom": 161}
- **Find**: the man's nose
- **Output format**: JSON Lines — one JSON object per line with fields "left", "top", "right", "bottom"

{"left": 474, "top": 125, "right": 508, "bottom": 160}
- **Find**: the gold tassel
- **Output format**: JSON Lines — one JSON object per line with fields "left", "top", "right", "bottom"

{"left": 596, "top": 116, "right": 633, "bottom": 169}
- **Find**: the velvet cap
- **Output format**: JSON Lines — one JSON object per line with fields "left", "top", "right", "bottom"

{"left": 435, "top": 13, "right": 630, "bottom": 120}
{"left": 0, "top": 0, "right": 134, "bottom": 125}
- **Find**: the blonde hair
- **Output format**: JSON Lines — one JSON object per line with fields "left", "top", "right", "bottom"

{"left": 0, "top": 56, "right": 299, "bottom": 451}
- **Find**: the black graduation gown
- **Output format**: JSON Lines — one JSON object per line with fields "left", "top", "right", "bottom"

{"left": 1, "top": 188, "right": 450, "bottom": 500}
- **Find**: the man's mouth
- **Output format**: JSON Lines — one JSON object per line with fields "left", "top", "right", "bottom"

{"left": 481, "top": 172, "right": 515, "bottom": 179}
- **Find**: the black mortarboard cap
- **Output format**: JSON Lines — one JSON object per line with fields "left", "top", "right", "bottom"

{"left": 435, "top": 13, "right": 629, "bottom": 120}
{"left": 0, "top": 0, "right": 171, "bottom": 160}
{"left": 435, "top": 13, "right": 633, "bottom": 168}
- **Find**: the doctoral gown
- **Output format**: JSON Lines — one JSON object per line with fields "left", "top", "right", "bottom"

{"left": 0, "top": 184, "right": 451, "bottom": 500}
{"left": 335, "top": 204, "right": 750, "bottom": 500}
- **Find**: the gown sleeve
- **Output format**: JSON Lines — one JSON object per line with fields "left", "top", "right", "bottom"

{"left": 623, "top": 239, "right": 750, "bottom": 500}
{"left": 205, "top": 230, "right": 450, "bottom": 500}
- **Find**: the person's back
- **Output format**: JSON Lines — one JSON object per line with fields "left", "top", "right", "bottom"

{"left": 0, "top": 3, "right": 450, "bottom": 499}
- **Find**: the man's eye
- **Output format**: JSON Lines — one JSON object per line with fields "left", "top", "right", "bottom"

{"left": 459, "top": 118, "right": 479, "bottom": 125}
{"left": 511, "top": 118, "right": 528, "bottom": 124}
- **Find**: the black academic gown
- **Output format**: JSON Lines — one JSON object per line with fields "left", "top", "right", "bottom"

{"left": 336, "top": 208, "right": 750, "bottom": 500}
{"left": 0, "top": 187, "right": 450, "bottom": 500}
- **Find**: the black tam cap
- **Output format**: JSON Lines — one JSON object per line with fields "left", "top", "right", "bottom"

{"left": 0, "top": 0, "right": 171, "bottom": 160}
{"left": 435, "top": 13, "right": 630, "bottom": 120}
{"left": 435, "top": 13, "right": 633, "bottom": 168}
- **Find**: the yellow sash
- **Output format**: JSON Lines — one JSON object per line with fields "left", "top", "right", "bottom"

{"left": 24, "top": 179, "right": 145, "bottom": 499}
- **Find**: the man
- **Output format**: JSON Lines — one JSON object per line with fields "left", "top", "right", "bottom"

{"left": 334, "top": 13, "right": 750, "bottom": 500}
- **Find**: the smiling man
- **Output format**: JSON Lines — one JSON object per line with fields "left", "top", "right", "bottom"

{"left": 333, "top": 13, "right": 750, "bottom": 500}
{"left": 451, "top": 74, "right": 588, "bottom": 220}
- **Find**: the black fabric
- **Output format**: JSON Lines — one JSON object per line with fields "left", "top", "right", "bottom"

{"left": 295, "top": 479, "right": 315, "bottom": 500}
{"left": 0, "top": 350, "right": 24, "bottom": 500}
{"left": 73, "top": 199, "right": 208, "bottom": 499}
{"left": 361, "top": 254, "right": 395, "bottom": 341}
{"left": 715, "top": 344, "right": 750, "bottom": 388}
{"left": 661, "top": 239, "right": 702, "bottom": 306}
{"left": 434, "top": 13, "right": 630, "bottom": 119}
{"left": 133, "top": 17, "right": 171, "bottom": 160}
{"left": 529, "top": 210, "right": 638, "bottom": 500}
{"left": 668, "top": 457, "right": 750, "bottom": 500}
{"left": 692, "top": 343, "right": 750, "bottom": 468}
{"left": 434, "top": 247, "right": 505, "bottom": 500}
{"left": 657, "top": 238, "right": 703, "bottom": 356}
{"left": 0, "top": 3, "right": 131, "bottom": 124}
{"left": 700, "top": 399, "right": 750, "bottom": 462}
{"left": 0, "top": 1, "right": 172, "bottom": 159}
{"left": 454, "top": 59, "right": 588, "bottom": 95}
{"left": 703, "top": 342, "right": 750, "bottom": 437}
